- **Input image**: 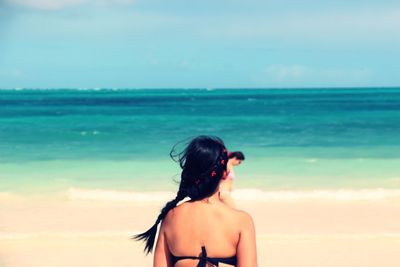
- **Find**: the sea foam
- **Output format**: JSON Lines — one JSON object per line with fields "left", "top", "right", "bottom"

{"left": 67, "top": 188, "right": 175, "bottom": 202}
{"left": 66, "top": 187, "right": 400, "bottom": 202}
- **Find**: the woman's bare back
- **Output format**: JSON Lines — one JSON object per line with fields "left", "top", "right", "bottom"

{"left": 155, "top": 199, "right": 257, "bottom": 267}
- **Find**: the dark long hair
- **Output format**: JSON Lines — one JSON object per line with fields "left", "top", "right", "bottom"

{"left": 228, "top": 151, "right": 245, "bottom": 160}
{"left": 133, "top": 135, "right": 228, "bottom": 254}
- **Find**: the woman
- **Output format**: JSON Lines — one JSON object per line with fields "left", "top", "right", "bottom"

{"left": 218, "top": 151, "right": 245, "bottom": 208}
{"left": 225, "top": 151, "right": 245, "bottom": 192}
{"left": 134, "top": 136, "right": 257, "bottom": 267}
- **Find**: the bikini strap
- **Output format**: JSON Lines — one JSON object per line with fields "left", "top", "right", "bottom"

{"left": 170, "top": 246, "right": 220, "bottom": 267}
{"left": 195, "top": 246, "right": 205, "bottom": 267}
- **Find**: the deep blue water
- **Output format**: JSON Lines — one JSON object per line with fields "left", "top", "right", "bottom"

{"left": 1, "top": 88, "right": 400, "bottom": 191}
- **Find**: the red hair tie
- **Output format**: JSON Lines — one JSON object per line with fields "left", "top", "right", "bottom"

{"left": 221, "top": 159, "right": 225, "bottom": 164}
{"left": 211, "top": 170, "right": 216, "bottom": 177}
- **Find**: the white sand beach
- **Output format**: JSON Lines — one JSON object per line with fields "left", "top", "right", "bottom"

{"left": 1, "top": 190, "right": 400, "bottom": 267}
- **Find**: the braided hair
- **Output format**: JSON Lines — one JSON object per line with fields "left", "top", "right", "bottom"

{"left": 134, "top": 135, "right": 228, "bottom": 254}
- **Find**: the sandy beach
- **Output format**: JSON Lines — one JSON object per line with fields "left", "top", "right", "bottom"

{"left": 1, "top": 190, "right": 400, "bottom": 267}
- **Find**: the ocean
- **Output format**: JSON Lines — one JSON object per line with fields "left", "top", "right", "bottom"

{"left": 1, "top": 88, "right": 400, "bottom": 199}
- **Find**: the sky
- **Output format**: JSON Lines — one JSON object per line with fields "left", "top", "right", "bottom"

{"left": 0, "top": 0, "right": 399, "bottom": 88}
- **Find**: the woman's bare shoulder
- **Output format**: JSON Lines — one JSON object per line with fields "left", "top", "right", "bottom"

{"left": 231, "top": 209, "right": 255, "bottom": 228}
{"left": 163, "top": 201, "right": 191, "bottom": 223}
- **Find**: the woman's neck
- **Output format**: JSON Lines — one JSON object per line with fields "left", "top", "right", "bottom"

{"left": 198, "top": 188, "right": 222, "bottom": 204}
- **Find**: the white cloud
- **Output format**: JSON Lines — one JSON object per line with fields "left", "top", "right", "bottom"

{"left": 257, "top": 64, "right": 373, "bottom": 86}
{"left": 201, "top": 8, "right": 400, "bottom": 44}
{"left": 5, "top": 0, "right": 134, "bottom": 10}
{"left": 264, "top": 65, "right": 308, "bottom": 81}
{"left": 0, "top": 68, "right": 23, "bottom": 77}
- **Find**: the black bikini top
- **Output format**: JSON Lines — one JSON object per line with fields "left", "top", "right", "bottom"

{"left": 170, "top": 245, "right": 237, "bottom": 267}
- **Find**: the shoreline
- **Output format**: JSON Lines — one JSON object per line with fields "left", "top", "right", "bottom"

{"left": 3, "top": 187, "right": 400, "bottom": 201}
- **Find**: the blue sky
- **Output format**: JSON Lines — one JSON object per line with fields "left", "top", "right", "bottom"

{"left": 0, "top": 0, "right": 399, "bottom": 88}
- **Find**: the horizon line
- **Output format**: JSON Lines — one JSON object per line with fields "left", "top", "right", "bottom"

{"left": 1, "top": 86, "right": 400, "bottom": 91}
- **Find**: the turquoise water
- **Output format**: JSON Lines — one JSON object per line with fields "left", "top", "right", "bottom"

{"left": 1, "top": 88, "right": 400, "bottom": 193}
